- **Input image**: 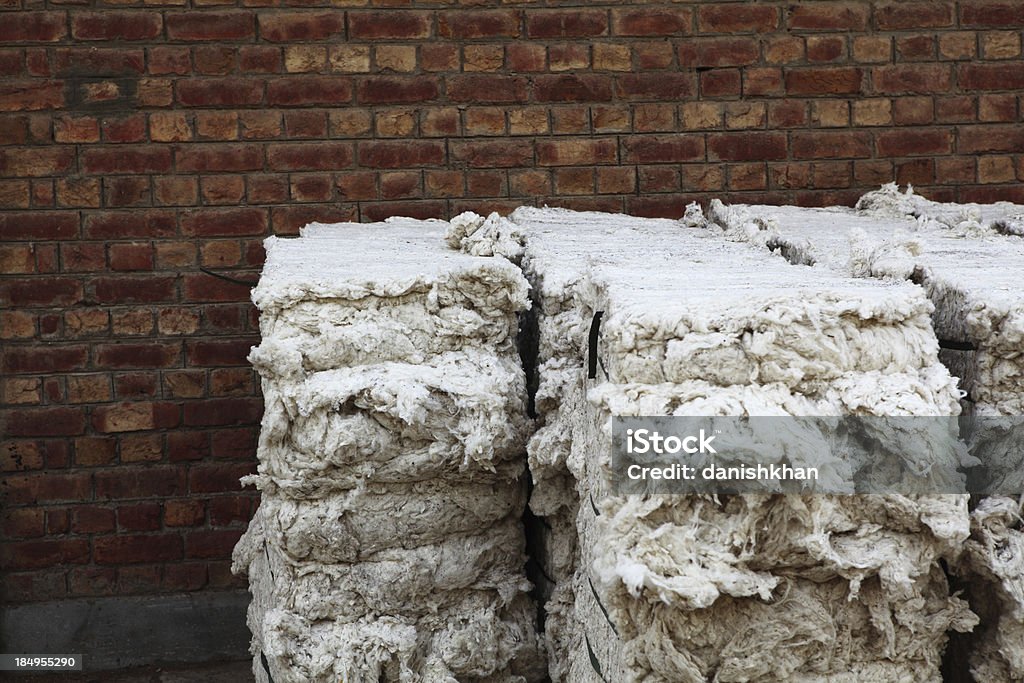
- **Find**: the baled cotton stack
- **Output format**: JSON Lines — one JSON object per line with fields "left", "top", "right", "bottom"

{"left": 708, "top": 191, "right": 1024, "bottom": 682}
{"left": 232, "top": 218, "right": 545, "bottom": 683}
{"left": 505, "top": 207, "right": 975, "bottom": 682}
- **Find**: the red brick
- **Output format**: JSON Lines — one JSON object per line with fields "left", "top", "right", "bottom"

{"left": 444, "top": 75, "right": 525, "bottom": 104}
{"left": 94, "top": 534, "right": 183, "bottom": 564}
{"left": 0, "top": 539, "right": 89, "bottom": 571}
{"left": 5, "top": 471, "right": 92, "bottom": 505}
{"left": 5, "top": 407, "right": 87, "bottom": 437}
{"left": 176, "top": 144, "right": 263, "bottom": 172}
{"left": 92, "top": 276, "right": 176, "bottom": 304}
{"left": 117, "top": 503, "right": 161, "bottom": 532}
{"left": 0, "top": 148, "right": 76, "bottom": 177}
{"left": 208, "top": 497, "right": 252, "bottom": 526}
{"left": 109, "top": 244, "right": 153, "bottom": 272}
{"left": 72, "top": 506, "right": 116, "bottom": 534}
{"left": 72, "top": 12, "right": 162, "bottom": 41}
{"left": 876, "top": 129, "right": 952, "bottom": 157}
{"left": 680, "top": 38, "right": 759, "bottom": 68}
{"left": 439, "top": 10, "right": 520, "bottom": 39}
{"left": 291, "top": 175, "right": 332, "bottom": 202}
{"left": 149, "top": 46, "right": 191, "bottom": 76}
{"left": 876, "top": 2, "right": 953, "bottom": 29}
{"left": 3, "top": 509, "right": 44, "bottom": 539}
{"left": 80, "top": 147, "right": 171, "bottom": 175}
{"left": 267, "top": 142, "right": 353, "bottom": 171}
{"left": 83, "top": 210, "right": 176, "bottom": 239}
{"left": 873, "top": 65, "right": 951, "bottom": 94}
{"left": 183, "top": 398, "right": 262, "bottom": 427}
{"left": 613, "top": 7, "right": 692, "bottom": 36}
{"left": 535, "top": 139, "right": 616, "bottom": 166}
{"left": 115, "top": 374, "right": 159, "bottom": 400}
{"left": 354, "top": 76, "right": 437, "bottom": 105}
{"left": 189, "top": 464, "right": 257, "bottom": 494}
{"left": 807, "top": 36, "right": 846, "bottom": 63}
{"left": 181, "top": 207, "right": 268, "bottom": 237}
{"left": 211, "top": 427, "right": 256, "bottom": 460}
{"left": 3, "top": 347, "right": 87, "bottom": 375}
{"left": 165, "top": 499, "right": 205, "bottom": 527}
{"left": 961, "top": 1, "right": 1024, "bottom": 27}
{"left": 526, "top": 10, "right": 607, "bottom": 38}
{"left": 616, "top": 73, "right": 696, "bottom": 100}
{"left": 166, "top": 12, "right": 254, "bottom": 41}
{"left": 698, "top": 4, "right": 778, "bottom": 33}
{"left": 358, "top": 141, "right": 444, "bottom": 169}
{"left": 55, "top": 48, "right": 144, "bottom": 77}
{"left": 163, "top": 563, "right": 207, "bottom": 592}
{"left": 182, "top": 273, "right": 253, "bottom": 303}
{"left": 95, "top": 344, "right": 179, "bottom": 370}
{"left": 176, "top": 79, "right": 263, "bottom": 107}
{"left": 270, "top": 206, "right": 357, "bottom": 236}
{"left": 257, "top": 11, "right": 344, "bottom": 41}
{"left": 185, "top": 529, "right": 244, "bottom": 559}
{"left": 240, "top": 46, "right": 281, "bottom": 74}
{"left": 533, "top": 74, "right": 612, "bottom": 103}
{"left": 0, "top": 81, "right": 63, "bottom": 112}
{"left": 102, "top": 114, "right": 147, "bottom": 144}
{"left": 104, "top": 176, "right": 150, "bottom": 208}
{"left": 708, "top": 133, "right": 788, "bottom": 161}
{"left": 785, "top": 68, "right": 863, "bottom": 95}
{"left": 186, "top": 339, "right": 256, "bottom": 367}
{"left": 792, "top": 131, "right": 873, "bottom": 159}
{"left": 2, "top": 277, "right": 82, "bottom": 307}
{"left": 451, "top": 140, "right": 533, "bottom": 168}
{"left": 788, "top": 3, "right": 870, "bottom": 30}
{"left": 0, "top": 12, "right": 68, "bottom": 43}
{"left": 267, "top": 77, "right": 353, "bottom": 106}
{"left": 959, "top": 125, "right": 1024, "bottom": 153}
{"left": 896, "top": 35, "right": 935, "bottom": 61}
{"left": 349, "top": 11, "right": 431, "bottom": 40}
{"left": 0, "top": 211, "right": 77, "bottom": 241}
{"left": 621, "top": 135, "right": 704, "bottom": 164}
{"left": 960, "top": 64, "right": 1024, "bottom": 92}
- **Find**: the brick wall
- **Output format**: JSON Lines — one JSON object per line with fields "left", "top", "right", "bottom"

{"left": 2, "top": 1, "right": 1024, "bottom": 605}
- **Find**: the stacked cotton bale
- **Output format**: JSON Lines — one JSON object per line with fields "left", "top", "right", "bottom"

{"left": 708, "top": 193, "right": 1024, "bottom": 681}
{"left": 232, "top": 219, "right": 545, "bottom": 683}
{"left": 506, "top": 207, "right": 975, "bottom": 682}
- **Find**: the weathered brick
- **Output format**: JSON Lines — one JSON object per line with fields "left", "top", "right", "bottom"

{"left": 166, "top": 12, "right": 253, "bottom": 41}
{"left": 83, "top": 210, "right": 175, "bottom": 240}
{"left": 788, "top": 3, "right": 870, "bottom": 30}
{"left": 439, "top": 10, "right": 520, "bottom": 39}
{"left": 876, "top": 129, "right": 953, "bottom": 157}
{"left": 358, "top": 77, "right": 439, "bottom": 105}
{"left": 349, "top": 11, "right": 431, "bottom": 40}
{"left": 0, "top": 148, "right": 76, "bottom": 177}
{"left": 183, "top": 398, "right": 261, "bottom": 427}
{"left": 616, "top": 73, "right": 695, "bottom": 100}
{"left": 537, "top": 139, "right": 617, "bottom": 166}
{"left": 6, "top": 407, "right": 87, "bottom": 437}
{"left": 534, "top": 74, "right": 612, "bottom": 103}
{"left": 450, "top": 140, "right": 533, "bottom": 168}
{"left": 874, "top": 65, "right": 951, "bottom": 94}
{"left": 267, "top": 77, "right": 352, "bottom": 106}
{"left": 94, "top": 534, "right": 183, "bottom": 564}
{"left": 679, "top": 38, "right": 759, "bottom": 68}
{"left": 623, "top": 135, "right": 706, "bottom": 163}
{"left": 876, "top": 2, "right": 954, "bottom": 29}
{"left": 81, "top": 147, "right": 172, "bottom": 175}
{"left": 612, "top": 8, "right": 692, "bottom": 36}
{"left": 526, "top": 10, "right": 608, "bottom": 38}
{"left": 2, "top": 277, "right": 82, "bottom": 307}
{"left": 176, "top": 79, "right": 263, "bottom": 107}
{"left": 960, "top": 63, "right": 1024, "bottom": 91}
{"left": 267, "top": 142, "right": 353, "bottom": 171}
{"left": 959, "top": 125, "right": 1024, "bottom": 153}
{"left": 698, "top": 4, "right": 778, "bottom": 33}
{"left": 358, "top": 141, "right": 445, "bottom": 169}
{"left": 71, "top": 12, "right": 162, "bottom": 41}
{"left": 92, "top": 276, "right": 176, "bottom": 304}
{"left": 55, "top": 48, "right": 145, "bottom": 77}
{"left": 961, "top": 1, "right": 1024, "bottom": 27}
{"left": 447, "top": 75, "right": 527, "bottom": 104}
{"left": 0, "top": 539, "right": 90, "bottom": 571}
{"left": 791, "top": 131, "right": 873, "bottom": 159}
{"left": 179, "top": 207, "right": 267, "bottom": 237}
{"left": 0, "top": 12, "right": 68, "bottom": 43}
{"left": 785, "top": 68, "right": 863, "bottom": 95}
{"left": 708, "top": 132, "right": 788, "bottom": 161}
{"left": 175, "top": 144, "right": 262, "bottom": 172}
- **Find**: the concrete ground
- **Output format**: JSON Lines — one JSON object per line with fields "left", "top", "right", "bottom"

{"left": 6, "top": 660, "right": 254, "bottom": 682}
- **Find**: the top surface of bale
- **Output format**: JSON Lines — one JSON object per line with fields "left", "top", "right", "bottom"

{"left": 511, "top": 206, "right": 934, "bottom": 329}
{"left": 253, "top": 218, "right": 527, "bottom": 313}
